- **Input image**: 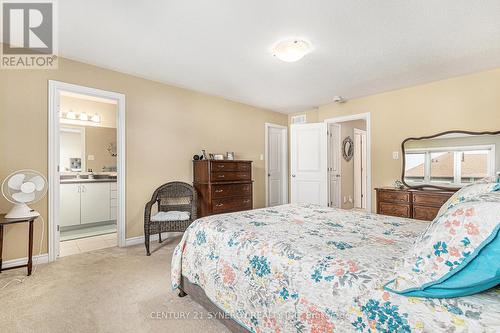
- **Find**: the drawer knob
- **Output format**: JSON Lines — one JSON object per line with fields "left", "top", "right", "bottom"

{"left": 218, "top": 165, "right": 225, "bottom": 168}
{"left": 243, "top": 200, "right": 250, "bottom": 203}
{"left": 215, "top": 189, "right": 223, "bottom": 193}
{"left": 215, "top": 203, "right": 224, "bottom": 207}
{"left": 218, "top": 175, "right": 225, "bottom": 178}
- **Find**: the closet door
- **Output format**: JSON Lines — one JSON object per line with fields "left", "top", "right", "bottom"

{"left": 290, "top": 123, "right": 328, "bottom": 206}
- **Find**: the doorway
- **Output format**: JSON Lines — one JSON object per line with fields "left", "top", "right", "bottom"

{"left": 265, "top": 123, "right": 288, "bottom": 207}
{"left": 325, "top": 113, "right": 371, "bottom": 211}
{"left": 48, "top": 81, "right": 126, "bottom": 262}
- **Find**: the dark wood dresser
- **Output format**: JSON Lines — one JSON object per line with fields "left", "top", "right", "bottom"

{"left": 375, "top": 188, "right": 455, "bottom": 221}
{"left": 193, "top": 160, "right": 253, "bottom": 217}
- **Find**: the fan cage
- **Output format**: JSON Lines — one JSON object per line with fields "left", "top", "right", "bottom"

{"left": 1, "top": 169, "right": 48, "bottom": 204}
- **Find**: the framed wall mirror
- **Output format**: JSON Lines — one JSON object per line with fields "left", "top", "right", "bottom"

{"left": 402, "top": 130, "right": 500, "bottom": 190}
{"left": 342, "top": 136, "right": 354, "bottom": 161}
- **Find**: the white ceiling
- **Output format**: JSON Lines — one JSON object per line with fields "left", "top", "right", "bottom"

{"left": 59, "top": 1, "right": 500, "bottom": 113}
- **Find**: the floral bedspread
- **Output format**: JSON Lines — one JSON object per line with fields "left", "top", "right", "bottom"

{"left": 171, "top": 204, "right": 500, "bottom": 333}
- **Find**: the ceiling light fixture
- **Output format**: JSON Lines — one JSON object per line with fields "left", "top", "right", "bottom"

{"left": 272, "top": 38, "right": 312, "bottom": 63}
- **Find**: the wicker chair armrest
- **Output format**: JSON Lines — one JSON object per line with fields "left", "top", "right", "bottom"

{"left": 144, "top": 199, "right": 156, "bottom": 222}
{"left": 191, "top": 190, "right": 198, "bottom": 221}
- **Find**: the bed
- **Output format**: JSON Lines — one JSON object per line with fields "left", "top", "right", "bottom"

{"left": 171, "top": 204, "right": 500, "bottom": 333}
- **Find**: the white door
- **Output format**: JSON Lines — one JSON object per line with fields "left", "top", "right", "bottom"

{"left": 354, "top": 129, "right": 367, "bottom": 209}
{"left": 80, "top": 182, "right": 111, "bottom": 224}
{"left": 328, "top": 124, "right": 342, "bottom": 208}
{"left": 267, "top": 126, "right": 285, "bottom": 206}
{"left": 291, "top": 123, "right": 328, "bottom": 206}
{"left": 60, "top": 183, "right": 81, "bottom": 227}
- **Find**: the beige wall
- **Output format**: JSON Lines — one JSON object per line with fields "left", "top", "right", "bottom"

{"left": 339, "top": 120, "right": 366, "bottom": 209}
{"left": 0, "top": 58, "right": 287, "bottom": 261}
{"left": 289, "top": 68, "right": 500, "bottom": 211}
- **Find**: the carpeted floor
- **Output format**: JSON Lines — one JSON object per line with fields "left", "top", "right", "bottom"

{"left": 0, "top": 236, "right": 229, "bottom": 333}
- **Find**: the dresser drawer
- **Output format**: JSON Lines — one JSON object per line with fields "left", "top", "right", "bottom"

{"left": 379, "top": 203, "right": 411, "bottom": 218}
{"left": 211, "top": 171, "right": 251, "bottom": 182}
{"left": 413, "top": 206, "right": 440, "bottom": 221}
{"left": 378, "top": 190, "right": 410, "bottom": 203}
{"left": 413, "top": 193, "right": 451, "bottom": 208}
{"left": 212, "top": 183, "right": 252, "bottom": 198}
{"left": 212, "top": 196, "right": 252, "bottom": 214}
{"left": 211, "top": 162, "right": 251, "bottom": 172}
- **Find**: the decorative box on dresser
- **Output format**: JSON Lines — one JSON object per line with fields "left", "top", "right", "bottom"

{"left": 375, "top": 188, "right": 455, "bottom": 221}
{"left": 193, "top": 160, "right": 253, "bottom": 217}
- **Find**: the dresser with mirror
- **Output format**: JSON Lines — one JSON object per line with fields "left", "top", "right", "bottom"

{"left": 376, "top": 130, "right": 500, "bottom": 221}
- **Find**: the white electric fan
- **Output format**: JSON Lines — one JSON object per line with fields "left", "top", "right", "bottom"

{"left": 1, "top": 170, "right": 47, "bottom": 218}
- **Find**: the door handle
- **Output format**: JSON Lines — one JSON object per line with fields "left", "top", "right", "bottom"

{"left": 77, "top": 186, "right": 81, "bottom": 193}
{"left": 292, "top": 174, "right": 296, "bottom": 178}
{"left": 335, "top": 174, "right": 341, "bottom": 178}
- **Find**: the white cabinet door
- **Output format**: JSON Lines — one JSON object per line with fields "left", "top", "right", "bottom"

{"left": 81, "top": 182, "right": 111, "bottom": 224}
{"left": 290, "top": 123, "right": 328, "bottom": 206}
{"left": 60, "top": 183, "right": 81, "bottom": 227}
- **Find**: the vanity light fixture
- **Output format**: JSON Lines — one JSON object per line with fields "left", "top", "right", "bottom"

{"left": 272, "top": 38, "right": 312, "bottom": 62}
{"left": 79, "top": 112, "right": 88, "bottom": 121}
{"left": 91, "top": 113, "right": 101, "bottom": 123}
{"left": 60, "top": 110, "right": 101, "bottom": 124}
{"left": 66, "top": 110, "right": 76, "bottom": 119}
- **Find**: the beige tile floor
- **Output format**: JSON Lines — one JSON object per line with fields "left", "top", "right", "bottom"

{"left": 59, "top": 233, "right": 117, "bottom": 257}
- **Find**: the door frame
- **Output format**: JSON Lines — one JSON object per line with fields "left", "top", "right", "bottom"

{"left": 327, "top": 123, "right": 342, "bottom": 208}
{"left": 324, "top": 112, "right": 372, "bottom": 212}
{"left": 48, "top": 80, "right": 126, "bottom": 262}
{"left": 265, "top": 123, "right": 288, "bottom": 206}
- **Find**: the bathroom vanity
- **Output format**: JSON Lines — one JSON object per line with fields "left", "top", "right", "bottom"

{"left": 60, "top": 175, "right": 117, "bottom": 227}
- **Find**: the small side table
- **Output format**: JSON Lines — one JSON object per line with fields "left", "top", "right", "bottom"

{"left": 0, "top": 214, "right": 37, "bottom": 276}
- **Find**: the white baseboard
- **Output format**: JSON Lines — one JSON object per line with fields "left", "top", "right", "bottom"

{"left": 1, "top": 253, "right": 49, "bottom": 269}
{"left": 125, "top": 234, "right": 159, "bottom": 247}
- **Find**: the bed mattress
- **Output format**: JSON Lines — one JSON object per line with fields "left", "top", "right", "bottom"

{"left": 171, "top": 204, "right": 500, "bottom": 332}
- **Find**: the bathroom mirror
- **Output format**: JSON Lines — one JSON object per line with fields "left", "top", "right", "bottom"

{"left": 402, "top": 130, "right": 500, "bottom": 190}
{"left": 60, "top": 125, "right": 117, "bottom": 172}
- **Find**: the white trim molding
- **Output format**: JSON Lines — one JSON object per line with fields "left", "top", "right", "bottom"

{"left": 264, "top": 123, "right": 289, "bottom": 207}
{"left": 324, "top": 112, "right": 372, "bottom": 212}
{"left": 48, "top": 80, "right": 126, "bottom": 263}
{"left": 1, "top": 254, "right": 49, "bottom": 269}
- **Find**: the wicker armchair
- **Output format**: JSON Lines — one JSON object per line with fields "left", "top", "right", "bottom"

{"left": 144, "top": 182, "right": 197, "bottom": 256}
